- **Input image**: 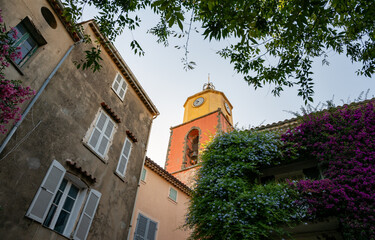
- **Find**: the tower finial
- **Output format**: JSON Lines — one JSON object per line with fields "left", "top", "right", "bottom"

{"left": 203, "top": 74, "right": 215, "bottom": 90}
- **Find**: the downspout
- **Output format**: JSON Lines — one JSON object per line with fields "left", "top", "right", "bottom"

{"left": 0, "top": 40, "right": 83, "bottom": 154}
{"left": 127, "top": 115, "right": 156, "bottom": 240}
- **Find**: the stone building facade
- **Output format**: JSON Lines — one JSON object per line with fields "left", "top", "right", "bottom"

{"left": 0, "top": 1, "right": 158, "bottom": 240}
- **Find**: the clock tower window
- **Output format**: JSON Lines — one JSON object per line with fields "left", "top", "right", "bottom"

{"left": 184, "top": 129, "right": 200, "bottom": 167}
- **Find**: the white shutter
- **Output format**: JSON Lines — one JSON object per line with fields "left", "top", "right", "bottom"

{"left": 26, "top": 160, "right": 66, "bottom": 223}
{"left": 88, "top": 112, "right": 108, "bottom": 149}
{"left": 88, "top": 111, "right": 116, "bottom": 158}
{"left": 134, "top": 214, "right": 148, "bottom": 240}
{"left": 73, "top": 189, "right": 101, "bottom": 240}
{"left": 118, "top": 80, "right": 127, "bottom": 99}
{"left": 116, "top": 138, "right": 132, "bottom": 177}
{"left": 112, "top": 73, "right": 122, "bottom": 92}
{"left": 97, "top": 120, "right": 114, "bottom": 156}
{"left": 147, "top": 220, "right": 157, "bottom": 240}
{"left": 112, "top": 72, "right": 127, "bottom": 100}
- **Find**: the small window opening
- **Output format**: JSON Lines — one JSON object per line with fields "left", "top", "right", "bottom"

{"left": 185, "top": 129, "right": 199, "bottom": 167}
{"left": 41, "top": 7, "right": 57, "bottom": 29}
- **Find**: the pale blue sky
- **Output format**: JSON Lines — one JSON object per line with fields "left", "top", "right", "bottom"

{"left": 85, "top": 8, "right": 374, "bottom": 167}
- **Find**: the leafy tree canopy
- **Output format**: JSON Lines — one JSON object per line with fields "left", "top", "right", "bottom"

{"left": 64, "top": 0, "right": 375, "bottom": 103}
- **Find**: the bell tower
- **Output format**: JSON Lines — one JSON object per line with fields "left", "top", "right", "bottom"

{"left": 165, "top": 82, "right": 233, "bottom": 187}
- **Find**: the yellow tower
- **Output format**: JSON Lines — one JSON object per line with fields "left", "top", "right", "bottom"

{"left": 183, "top": 82, "right": 233, "bottom": 124}
{"left": 165, "top": 82, "right": 234, "bottom": 187}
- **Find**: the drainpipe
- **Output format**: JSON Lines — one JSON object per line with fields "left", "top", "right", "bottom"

{"left": 127, "top": 116, "right": 156, "bottom": 240}
{"left": 0, "top": 40, "right": 82, "bottom": 154}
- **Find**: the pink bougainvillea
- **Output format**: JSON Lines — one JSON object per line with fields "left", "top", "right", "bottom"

{"left": 282, "top": 101, "right": 375, "bottom": 239}
{"left": 0, "top": 10, "right": 34, "bottom": 134}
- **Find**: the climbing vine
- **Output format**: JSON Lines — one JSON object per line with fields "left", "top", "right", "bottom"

{"left": 0, "top": 10, "right": 35, "bottom": 133}
{"left": 283, "top": 100, "right": 375, "bottom": 239}
{"left": 187, "top": 100, "right": 375, "bottom": 240}
{"left": 186, "top": 130, "right": 305, "bottom": 240}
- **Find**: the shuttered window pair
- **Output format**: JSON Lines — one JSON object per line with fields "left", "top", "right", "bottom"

{"left": 112, "top": 73, "right": 127, "bottom": 100}
{"left": 87, "top": 111, "right": 116, "bottom": 159}
{"left": 115, "top": 138, "right": 132, "bottom": 177}
{"left": 134, "top": 214, "right": 158, "bottom": 240}
{"left": 26, "top": 160, "right": 101, "bottom": 240}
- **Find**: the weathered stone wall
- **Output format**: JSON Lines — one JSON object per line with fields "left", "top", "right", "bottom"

{"left": 0, "top": 2, "right": 155, "bottom": 240}
{"left": 0, "top": 0, "right": 75, "bottom": 142}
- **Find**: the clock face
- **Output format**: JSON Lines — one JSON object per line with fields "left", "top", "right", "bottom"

{"left": 193, "top": 97, "right": 204, "bottom": 107}
{"left": 225, "top": 102, "right": 231, "bottom": 115}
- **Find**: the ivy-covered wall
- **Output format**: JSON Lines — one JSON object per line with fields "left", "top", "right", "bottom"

{"left": 283, "top": 100, "right": 375, "bottom": 239}
{"left": 186, "top": 100, "right": 375, "bottom": 240}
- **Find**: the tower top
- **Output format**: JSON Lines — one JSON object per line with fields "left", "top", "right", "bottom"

{"left": 203, "top": 74, "right": 215, "bottom": 90}
{"left": 182, "top": 83, "right": 233, "bottom": 124}
{"left": 203, "top": 82, "right": 215, "bottom": 90}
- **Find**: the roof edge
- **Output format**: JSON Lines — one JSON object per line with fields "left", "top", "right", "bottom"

{"left": 254, "top": 98, "right": 375, "bottom": 131}
{"left": 145, "top": 157, "right": 192, "bottom": 196}
{"left": 48, "top": 0, "right": 82, "bottom": 42}
{"left": 171, "top": 109, "right": 222, "bottom": 129}
{"left": 87, "top": 21, "right": 159, "bottom": 116}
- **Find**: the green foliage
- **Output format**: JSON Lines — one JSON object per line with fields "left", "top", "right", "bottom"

{"left": 63, "top": 0, "right": 375, "bottom": 101}
{"left": 74, "top": 47, "right": 103, "bottom": 72}
{"left": 186, "top": 130, "right": 305, "bottom": 240}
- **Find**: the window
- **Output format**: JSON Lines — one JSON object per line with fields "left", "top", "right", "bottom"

{"left": 115, "top": 137, "right": 132, "bottom": 177}
{"left": 112, "top": 73, "right": 127, "bottom": 100}
{"left": 85, "top": 110, "right": 116, "bottom": 159}
{"left": 41, "top": 7, "right": 57, "bottom": 29}
{"left": 275, "top": 170, "right": 304, "bottom": 183}
{"left": 184, "top": 129, "right": 199, "bottom": 167}
{"left": 26, "top": 160, "right": 101, "bottom": 240}
{"left": 134, "top": 214, "right": 158, "bottom": 240}
{"left": 169, "top": 187, "right": 177, "bottom": 202}
{"left": 140, "top": 168, "right": 147, "bottom": 182}
{"left": 9, "top": 17, "right": 46, "bottom": 66}
{"left": 43, "top": 179, "right": 80, "bottom": 234}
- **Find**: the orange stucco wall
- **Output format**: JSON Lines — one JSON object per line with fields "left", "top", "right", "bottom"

{"left": 165, "top": 110, "right": 233, "bottom": 188}
{"left": 129, "top": 166, "right": 191, "bottom": 240}
{"left": 166, "top": 111, "right": 221, "bottom": 173}
{"left": 219, "top": 112, "right": 233, "bottom": 132}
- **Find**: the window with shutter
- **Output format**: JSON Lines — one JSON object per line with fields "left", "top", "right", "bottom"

{"left": 112, "top": 73, "right": 127, "bottom": 100}
{"left": 26, "top": 160, "right": 66, "bottom": 223}
{"left": 86, "top": 110, "right": 116, "bottom": 159}
{"left": 116, "top": 138, "right": 132, "bottom": 177}
{"left": 9, "top": 17, "right": 47, "bottom": 67}
{"left": 73, "top": 190, "right": 101, "bottom": 240}
{"left": 43, "top": 180, "right": 81, "bottom": 235}
{"left": 26, "top": 161, "right": 101, "bottom": 240}
{"left": 134, "top": 214, "right": 158, "bottom": 240}
{"left": 147, "top": 220, "right": 157, "bottom": 240}
{"left": 169, "top": 187, "right": 178, "bottom": 202}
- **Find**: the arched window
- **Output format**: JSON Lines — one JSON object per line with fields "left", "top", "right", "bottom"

{"left": 185, "top": 129, "right": 199, "bottom": 167}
